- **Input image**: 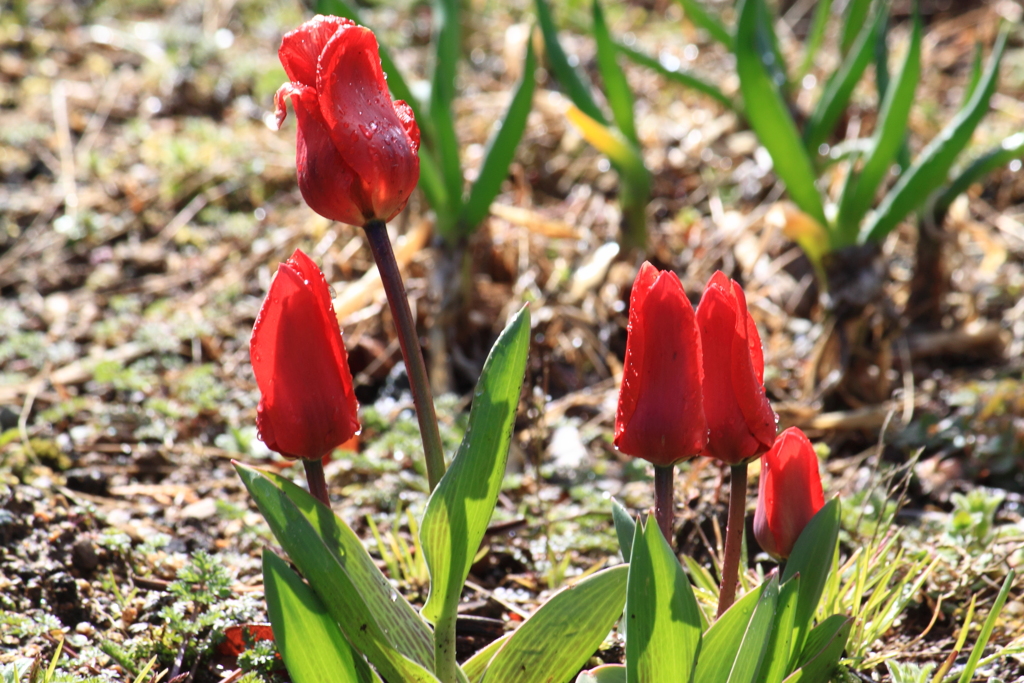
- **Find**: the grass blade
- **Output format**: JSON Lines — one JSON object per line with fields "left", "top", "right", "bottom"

{"left": 458, "top": 38, "right": 537, "bottom": 232}
{"left": 735, "top": 0, "right": 826, "bottom": 227}
{"left": 835, "top": 8, "right": 920, "bottom": 242}
{"left": 534, "top": 0, "right": 604, "bottom": 123}
{"left": 798, "top": 0, "right": 833, "bottom": 79}
{"left": 955, "top": 569, "right": 1016, "bottom": 683}
{"left": 593, "top": 0, "right": 637, "bottom": 144}
{"left": 616, "top": 41, "right": 738, "bottom": 112}
{"left": 263, "top": 550, "right": 379, "bottom": 683}
{"left": 804, "top": 4, "right": 884, "bottom": 156}
{"left": 674, "top": 0, "right": 732, "bottom": 48}
{"left": 860, "top": 26, "right": 1008, "bottom": 244}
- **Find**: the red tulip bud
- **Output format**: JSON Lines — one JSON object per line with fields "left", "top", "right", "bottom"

{"left": 753, "top": 427, "right": 824, "bottom": 559}
{"left": 615, "top": 262, "right": 708, "bottom": 466}
{"left": 696, "top": 271, "right": 777, "bottom": 465}
{"left": 251, "top": 249, "right": 360, "bottom": 460}
{"left": 275, "top": 16, "right": 420, "bottom": 227}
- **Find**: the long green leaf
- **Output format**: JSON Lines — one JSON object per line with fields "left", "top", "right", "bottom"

{"left": 421, "top": 306, "right": 530, "bottom": 679}
{"left": 841, "top": 0, "right": 872, "bottom": 56}
{"left": 799, "top": 0, "right": 833, "bottom": 78}
{"left": 235, "top": 464, "right": 437, "bottom": 682}
{"left": 458, "top": 40, "right": 537, "bottom": 233}
{"left": 625, "top": 518, "right": 702, "bottom": 683}
{"left": 262, "top": 550, "right": 379, "bottom": 683}
{"left": 726, "top": 575, "right": 779, "bottom": 683}
{"left": 782, "top": 616, "right": 852, "bottom": 683}
{"left": 860, "top": 26, "right": 1008, "bottom": 244}
{"left": 592, "top": 0, "right": 637, "bottom": 144}
{"left": 616, "top": 42, "right": 737, "bottom": 112}
{"left": 804, "top": 4, "right": 884, "bottom": 156}
{"left": 957, "top": 569, "right": 1017, "bottom": 683}
{"left": 935, "top": 132, "right": 1024, "bottom": 217}
{"left": 464, "top": 635, "right": 511, "bottom": 683}
{"left": 428, "top": 0, "right": 464, "bottom": 229}
{"left": 756, "top": 574, "right": 801, "bottom": 683}
{"left": 962, "top": 42, "right": 984, "bottom": 109}
{"left": 419, "top": 146, "right": 450, "bottom": 215}
{"left": 781, "top": 498, "right": 840, "bottom": 669}
{"left": 835, "top": 7, "right": 920, "bottom": 242}
{"left": 482, "top": 565, "right": 629, "bottom": 683}
{"left": 674, "top": 0, "right": 732, "bottom": 48}
{"left": 694, "top": 581, "right": 769, "bottom": 683}
{"left": 735, "top": 0, "right": 826, "bottom": 227}
{"left": 534, "top": 0, "right": 604, "bottom": 123}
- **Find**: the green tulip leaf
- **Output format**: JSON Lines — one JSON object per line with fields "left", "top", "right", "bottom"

{"left": 695, "top": 575, "right": 778, "bottom": 683}
{"left": 235, "top": 463, "right": 437, "bottom": 682}
{"left": 420, "top": 307, "right": 530, "bottom": 671}
{"left": 463, "top": 634, "right": 512, "bottom": 683}
{"left": 782, "top": 615, "right": 852, "bottom": 683}
{"left": 840, "top": 0, "right": 873, "bottom": 56}
{"left": 577, "top": 665, "right": 627, "bottom": 683}
{"left": 781, "top": 497, "right": 841, "bottom": 668}
{"left": 262, "top": 549, "right": 380, "bottom": 683}
{"left": 615, "top": 41, "right": 738, "bottom": 112}
{"left": 797, "top": 0, "right": 833, "bottom": 79}
{"left": 611, "top": 499, "right": 636, "bottom": 562}
{"left": 592, "top": 0, "right": 637, "bottom": 144}
{"left": 459, "top": 38, "right": 537, "bottom": 233}
{"left": 860, "top": 26, "right": 1008, "bottom": 244}
{"left": 735, "top": 0, "right": 826, "bottom": 228}
{"left": 674, "top": 0, "right": 732, "bottom": 47}
{"left": 935, "top": 132, "right": 1024, "bottom": 218}
{"left": 481, "top": 565, "right": 629, "bottom": 683}
{"left": 625, "top": 517, "right": 702, "bottom": 683}
{"left": 756, "top": 573, "right": 801, "bottom": 683}
{"left": 533, "top": 0, "right": 604, "bottom": 123}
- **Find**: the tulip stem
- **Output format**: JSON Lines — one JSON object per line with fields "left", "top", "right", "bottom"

{"left": 653, "top": 465, "right": 675, "bottom": 546}
{"left": 717, "top": 463, "right": 748, "bottom": 618}
{"left": 363, "top": 219, "right": 446, "bottom": 492}
{"left": 303, "top": 458, "right": 331, "bottom": 507}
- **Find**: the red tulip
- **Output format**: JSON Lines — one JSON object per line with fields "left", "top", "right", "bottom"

{"left": 274, "top": 16, "right": 420, "bottom": 227}
{"left": 251, "top": 249, "right": 360, "bottom": 460}
{"left": 696, "top": 271, "right": 776, "bottom": 465}
{"left": 614, "top": 262, "right": 708, "bottom": 466}
{"left": 753, "top": 427, "right": 825, "bottom": 559}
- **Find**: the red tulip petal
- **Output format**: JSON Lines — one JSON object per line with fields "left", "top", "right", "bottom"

{"left": 393, "top": 100, "right": 421, "bottom": 154}
{"left": 615, "top": 265, "right": 707, "bottom": 465}
{"left": 279, "top": 15, "right": 354, "bottom": 88}
{"left": 317, "top": 25, "right": 419, "bottom": 222}
{"left": 251, "top": 252, "right": 360, "bottom": 460}
{"left": 730, "top": 279, "right": 765, "bottom": 382}
{"left": 755, "top": 427, "right": 824, "bottom": 559}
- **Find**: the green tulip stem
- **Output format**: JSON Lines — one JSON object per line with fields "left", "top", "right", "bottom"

{"left": 653, "top": 465, "right": 675, "bottom": 545}
{"left": 717, "top": 462, "right": 748, "bottom": 617}
{"left": 363, "top": 218, "right": 446, "bottom": 492}
{"left": 302, "top": 458, "right": 331, "bottom": 507}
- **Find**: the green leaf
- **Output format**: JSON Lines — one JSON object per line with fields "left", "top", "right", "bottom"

{"left": 625, "top": 517, "right": 702, "bottom": 683}
{"left": 592, "top": 0, "right": 637, "bottom": 144}
{"left": 935, "top": 132, "right": 1024, "bottom": 218}
{"left": 577, "top": 665, "right": 627, "bottom": 683}
{"left": 429, "top": 0, "right": 464, "bottom": 225}
{"left": 419, "top": 146, "right": 450, "bottom": 216}
{"left": 962, "top": 42, "right": 984, "bottom": 108}
{"left": 835, "top": 8, "right": 920, "bottom": 242}
{"left": 674, "top": 0, "right": 733, "bottom": 48}
{"left": 694, "top": 577, "right": 778, "bottom": 683}
{"left": 782, "top": 616, "right": 852, "bottom": 683}
{"left": 860, "top": 26, "right": 1008, "bottom": 244}
{"left": 458, "top": 38, "right": 537, "bottom": 233}
{"left": 533, "top": 0, "right": 604, "bottom": 123}
{"left": 235, "top": 463, "right": 437, "bottom": 682}
{"left": 421, "top": 306, "right": 531, "bottom": 623}
{"left": 262, "top": 549, "right": 379, "bottom": 683}
{"left": 841, "top": 0, "right": 872, "bottom": 56}
{"left": 735, "top": 0, "right": 826, "bottom": 227}
{"left": 611, "top": 499, "right": 636, "bottom": 562}
{"left": 616, "top": 41, "right": 738, "bottom": 112}
{"left": 482, "top": 565, "right": 629, "bottom": 683}
{"left": 781, "top": 498, "right": 840, "bottom": 669}
{"left": 956, "top": 569, "right": 1017, "bottom": 683}
{"left": 464, "top": 635, "right": 511, "bottom": 683}
{"left": 756, "top": 574, "right": 801, "bottom": 683}
{"left": 804, "top": 4, "right": 884, "bottom": 157}
{"left": 798, "top": 0, "right": 833, "bottom": 79}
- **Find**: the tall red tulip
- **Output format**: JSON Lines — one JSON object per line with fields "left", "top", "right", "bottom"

{"left": 696, "top": 271, "right": 776, "bottom": 465}
{"left": 753, "top": 427, "right": 825, "bottom": 559}
{"left": 615, "top": 262, "right": 708, "bottom": 466}
{"left": 274, "top": 16, "right": 420, "bottom": 227}
{"left": 251, "top": 249, "right": 360, "bottom": 460}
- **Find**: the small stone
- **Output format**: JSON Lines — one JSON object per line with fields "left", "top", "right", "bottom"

{"left": 71, "top": 539, "right": 99, "bottom": 572}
